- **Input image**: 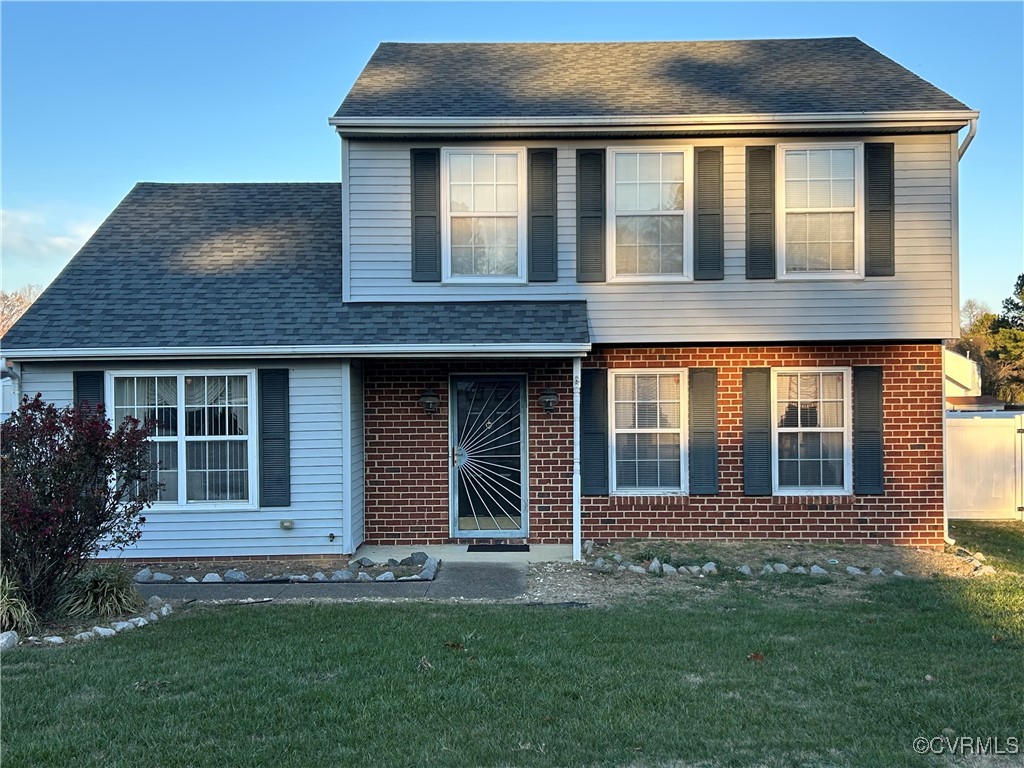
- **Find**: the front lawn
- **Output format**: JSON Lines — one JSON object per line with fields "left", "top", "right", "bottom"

{"left": 3, "top": 574, "right": 1022, "bottom": 767}
{"left": 950, "top": 520, "right": 1024, "bottom": 574}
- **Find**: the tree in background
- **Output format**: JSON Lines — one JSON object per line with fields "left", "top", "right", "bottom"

{"left": 950, "top": 274, "right": 1024, "bottom": 403}
{"left": 0, "top": 285, "right": 43, "bottom": 336}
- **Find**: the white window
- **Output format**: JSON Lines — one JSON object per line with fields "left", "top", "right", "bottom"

{"left": 441, "top": 147, "right": 527, "bottom": 282}
{"left": 608, "top": 148, "right": 693, "bottom": 280}
{"left": 109, "top": 371, "right": 257, "bottom": 507}
{"left": 777, "top": 143, "right": 864, "bottom": 278}
{"left": 772, "top": 368, "right": 852, "bottom": 494}
{"left": 609, "top": 370, "right": 687, "bottom": 493}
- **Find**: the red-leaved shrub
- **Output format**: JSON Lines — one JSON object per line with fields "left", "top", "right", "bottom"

{"left": 1, "top": 394, "right": 155, "bottom": 615}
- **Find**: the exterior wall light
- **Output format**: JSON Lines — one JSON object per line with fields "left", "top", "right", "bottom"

{"left": 538, "top": 388, "right": 559, "bottom": 413}
{"left": 418, "top": 388, "right": 441, "bottom": 414}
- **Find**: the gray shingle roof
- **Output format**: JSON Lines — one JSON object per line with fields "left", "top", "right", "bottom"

{"left": 1, "top": 183, "right": 589, "bottom": 353}
{"left": 334, "top": 38, "right": 969, "bottom": 120}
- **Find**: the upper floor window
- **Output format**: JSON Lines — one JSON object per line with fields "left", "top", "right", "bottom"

{"left": 777, "top": 143, "right": 864, "bottom": 279}
{"left": 441, "top": 148, "right": 527, "bottom": 282}
{"left": 608, "top": 148, "right": 693, "bottom": 280}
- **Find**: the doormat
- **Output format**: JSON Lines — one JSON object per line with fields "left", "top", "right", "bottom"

{"left": 467, "top": 544, "right": 530, "bottom": 553}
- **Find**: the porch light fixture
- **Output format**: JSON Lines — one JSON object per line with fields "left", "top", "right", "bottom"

{"left": 418, "top": 388, "right": 441, "bottom": 414}
{"left": 538, "top": 388, "right": 559, "bottom": 413}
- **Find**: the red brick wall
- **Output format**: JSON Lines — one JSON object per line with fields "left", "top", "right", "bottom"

{"left": 362, "top": 359, "right": 573, "bottom": 545}
{"left": 582, "top": 343, "right": 945, "bottom": 549}
{"left": 361, "top": 344, "right": 946, "bottom": 549}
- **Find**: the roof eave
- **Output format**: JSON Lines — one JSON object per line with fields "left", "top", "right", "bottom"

{"left": 2, "top": 342, "right": 593, "bottom": 362}
{"left": 329, "top": 110, "right": 978, "bottom": 137}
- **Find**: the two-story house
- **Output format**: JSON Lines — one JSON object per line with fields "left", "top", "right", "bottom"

{"left": 1, "top": 38, "right": 977, "bottom": 560}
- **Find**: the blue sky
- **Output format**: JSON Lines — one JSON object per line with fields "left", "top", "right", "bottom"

{"left": 2, "top": 1, "right": 1021, "bottom": 313}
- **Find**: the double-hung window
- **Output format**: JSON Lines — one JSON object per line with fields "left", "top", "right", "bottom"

{"left": 441, "top": 148, "right": 527, "bottom": 282}
{"left": 608, "top": 147, "right": 693, "bottom": 279}
{"left": 610, "top": 370, "right": 687, "bottom": 493}
{"left": 110, "top": 371, "right": 257, "bottom": 506}
{"left": 777, "top": 143, "right": 864, "bottom": 278}
{"left": 772, "top": 368, "right": 852, "bottom": 494}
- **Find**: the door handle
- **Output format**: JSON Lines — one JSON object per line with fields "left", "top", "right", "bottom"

{"left": 452, "top": 444, "right": 458, "bottom": 467}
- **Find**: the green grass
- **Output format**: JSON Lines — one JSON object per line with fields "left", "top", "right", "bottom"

{"left": 3, "top": 575, "right": 1023, "bottom": 768}
{"left": 950, "top": 520, "right": 1024, "bottom": 574}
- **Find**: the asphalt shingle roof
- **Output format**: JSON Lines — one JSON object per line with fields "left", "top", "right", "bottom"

{"left": 334, "top": 38, "right": 969, "bottom": 120}
{"left": 0, "top": 183, "right": 589, "bottom": 353}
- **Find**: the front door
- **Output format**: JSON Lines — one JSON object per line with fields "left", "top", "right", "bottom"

{"left": 450, "top": 376, "right": 527, "bottom": 537}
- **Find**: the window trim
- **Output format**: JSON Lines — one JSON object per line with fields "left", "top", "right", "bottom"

{"left": 775, "top": 142, "right": 865, "bottom": 281}
{"left": 606, "top": 145, "right": 695, "bottom": 283}
{"left": 770, "top": 366, "right": 853, "bottom": 496}
{"left": 607, "top": 368, "right": 689, "bottom": 495}
{"left": 439, "top": 146, "right": 528, "bottom": 285}
{"left": 105, "top": 369, "right": 260, "bottom": 511}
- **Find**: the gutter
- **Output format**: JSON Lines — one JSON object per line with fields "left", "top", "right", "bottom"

{"left": 957, "top": 117, "right": 978, "bottom": 160}
{"left": 330, "top": 109, "right": 979, "bottom": 129}
{"left": 2, "top": 342, "right": 592, "bottom": 362}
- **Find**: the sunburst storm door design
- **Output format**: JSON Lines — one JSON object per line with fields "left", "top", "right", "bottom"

{"left": 450, "top": 376, "right": 528, "bottom": 537}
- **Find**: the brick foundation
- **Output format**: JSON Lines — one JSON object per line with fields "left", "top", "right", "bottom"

{"left": 362, "top": 343, "right": 946, "bottom": 550}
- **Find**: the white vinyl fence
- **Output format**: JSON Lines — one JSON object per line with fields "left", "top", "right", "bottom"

{"left": 946, "top": 412, "right": 1024, "bottom": 520}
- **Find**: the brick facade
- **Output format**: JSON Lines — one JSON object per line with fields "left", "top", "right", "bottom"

{"left": 362, "top": 343, "right": 946, "bottom": 550}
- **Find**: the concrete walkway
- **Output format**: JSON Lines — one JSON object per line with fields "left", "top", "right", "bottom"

{"left": 136, "top": 562, "right": 528, "bottom": 602}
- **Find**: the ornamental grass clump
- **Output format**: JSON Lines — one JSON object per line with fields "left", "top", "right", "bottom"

{"left": 1, "top": 395, "right": 155, "bottom": 617}
{"left": 57, "top": 565, "right": 143, "bottom": 619}
{"left": 0, "top": 568, "right": 35, "bottom": 632}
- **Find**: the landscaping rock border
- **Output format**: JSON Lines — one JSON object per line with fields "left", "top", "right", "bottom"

{"left": 133, "top": 552, "right": 442, "bottom": 586}
{"left": 0, "top": 596, "right": 174, "bottom": 652}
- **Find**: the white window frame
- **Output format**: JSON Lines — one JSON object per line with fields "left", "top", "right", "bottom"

{"left": 440, "top": 146, "right": 528, "bottom": 285}
{"left": 608, "top": 368, "right": 689, "bottom": 495}
{"left": 770, "top": 367, "right": 853, "bottom": 496}
{"left": 606, "top": 146, "right": 695, "bottom": 282}
{"left": 105, "top": 369, "right": 259, "bottom": 511}
{"left": 775, "top": 142, "right": 865, "bottom": 281}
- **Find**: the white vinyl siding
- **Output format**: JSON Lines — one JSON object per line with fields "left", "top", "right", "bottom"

{"left": 344, "top": 135, "right": 956, "bottom": 341}
{"left": 18, "top": 361, "right": 346, "bottom": 558}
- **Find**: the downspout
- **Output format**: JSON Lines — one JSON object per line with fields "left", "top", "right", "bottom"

{"left": 2, "top": 360, "right": 22, "bottom": 408}
{"left": 944, "top": 117, "right": 976, "bottom": 545}
{"left": 572, "top": 357, "right": 582, "bottom": 562}
{"left": 957, "top": 117, "right": 977, "bottom": 160}
{"left": 941, "top": 341, "right": 955, "bottom": 547}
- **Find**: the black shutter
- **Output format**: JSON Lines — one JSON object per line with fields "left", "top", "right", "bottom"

{"left": 576, "top": 149, "right": 606, "bottom": 282}
{"left": 694, "top": 147, "right": 724, "bottom": 280}
{"left": 742, "top": 368, "right": 772, "bottom": 496}
{"left": 865, "top": 143, "right": 895, "bottom": 277}
{"left": 73, "top": 371, "right": 104, "bottom": 409}
{"left": 581, "top": 368, "right": 609, "bottom": 495}
{"left": 853, "top": 366, "right": 884, "bottom": 494}
{"left": 410, "top": 148, "right": 441, "bottom": 282}
{"left": 259, "top": 369, "right": 291, "bottom": 507}
{"left": 746, "top": 146, "right": 775, "bottom": 279}
{"left": 688, "top": 368, "right": 718, "bottom": 494}
{"left": 528, "top": 148, "right": 558, "bottom": 282}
